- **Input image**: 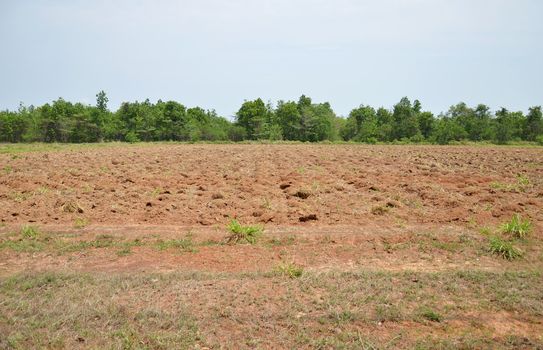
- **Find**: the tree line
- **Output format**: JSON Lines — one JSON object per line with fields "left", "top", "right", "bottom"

{"left": 1, "top": 91, "right": 542, "bottom": 144}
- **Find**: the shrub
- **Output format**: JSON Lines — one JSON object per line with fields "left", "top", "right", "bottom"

{"left": 124, "top": 131, "right": 139, "bottom": 143}
{"left": 224, "top": 219, "right": 263, "bottom": 244}
{"left": 488, "top": 236, "right": 523, "bottom": 260}
{"left": 501, "top": 214, "right": 532, "bottom": 238}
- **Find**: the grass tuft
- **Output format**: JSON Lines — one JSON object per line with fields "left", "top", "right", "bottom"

{"left": 274, "top": 261, "right": 304, "bottom": 278}
{"left": 224, "top": 219, "right": 263, "bottom": 244}
{"left": 154, "top": 235, "right": 196, "bottom": 252}
{"left": 73, "top": 217, "right": 89, "bottom": 229}
{"left": 21, "top": 225, "right": 40, "bottom": 240}
{"left": 501, "top": 214, "right": 532, "bottom": 239}
{"left": 419, "top": 307, "right": 443, "bottom": 322}
{"left": 488, "top": 236, "right": 523, "bottom": 260}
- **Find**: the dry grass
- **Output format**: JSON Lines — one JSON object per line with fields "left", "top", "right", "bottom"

{"left": 1, "top": 270, "right": 542, "bottom": 349}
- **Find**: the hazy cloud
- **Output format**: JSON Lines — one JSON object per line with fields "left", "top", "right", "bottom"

{"left": 1, "top": 0, "right": 541, "bottom": 116}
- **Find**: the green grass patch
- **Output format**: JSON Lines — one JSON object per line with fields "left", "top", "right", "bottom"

{"left": 73, "top": 217, "right": 89, "bottom": 229}
{"left": 224, "top": 219, "right": 263, "bottom": 244}
{"left": 274, "top": 261, "right": 304, "bottom": 278}
{"left": 488, "top": 236, "right": 523, "bottom": 260}
{"left": 501, "top": 214, "right": 532, "bottom": 239}
{"left": 154, "top": 234, "right": 196, "bottom": 252}
{"left": 418, "top": 307, "right": 443, "bottom": 322}
{"left": 21, "top": 225, "right": 40, "bottom": 240}
{"left": 490, "top": 175, "right": 531, "bottom": 193}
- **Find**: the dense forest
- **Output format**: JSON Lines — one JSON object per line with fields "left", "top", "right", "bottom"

{"left": 1, "top": 91, "right": 542, "bottom": 145}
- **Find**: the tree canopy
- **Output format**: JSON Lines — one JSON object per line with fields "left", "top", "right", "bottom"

{"left": 1, "top": 92, "right": 542, "bottom": 144}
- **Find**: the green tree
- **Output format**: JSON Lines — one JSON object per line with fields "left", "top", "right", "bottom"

{"left": 235, "top": 98, "right": 268, "bottom": 140}
{"left": 347, "top": 105, "right": 378, "bottom": 142}
{"left": 417, "top": 111, "right": 434, "bottom": 139}
{"left": 494, "top": 108, "right": 525, "bottom": 144}
{"left": 299, "top": 100, "right": 335, "bottom": 142}
{"left": 431, "top": 116, "right": 467, "bottom": 144}
{"left": 376, "top": 107, "right": 394, "bottom": 141}
{"left": 524, "top": 106, "right": 542, "bottom": 141}
{"left": 276, "top": 101, "right": 301, "bottom": 140}
{"left": 96, "top": 90, "right": 109, "bottom": 113}
{"left": 392, "top": 97, "right": 420, "bottom": 140}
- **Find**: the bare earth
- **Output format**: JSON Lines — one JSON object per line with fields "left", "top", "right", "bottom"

{"left": 1, "top": 144, "right": 542, "bottom": 349}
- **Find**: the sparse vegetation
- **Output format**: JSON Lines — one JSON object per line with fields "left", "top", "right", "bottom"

{"left": 375, "top": 304, "right": 403, "bottom": 323}
{"left": 501, "top": 214, "right": 532, "bottom": 238}
{"left": 274, "top": 261, "right": 304, "bottom": 278}
{"left": 154, "top": 234, "right": 196, "bottom": 252}
{"left": 73, "top": 217, "right": 89, "bottom": 229}
{"left": 21, "top": 225, "right": 40, "bottom": 240}
{"left": 490, "top": 175, "right": 532, "bottom": 193}
{"left": 488, "top": 236, "right": 523, "bottom": 260}
{"left": 419, "top": 307, "right": 443, "bottom": 322}
{"left": 479, "top": 226, "right": 492, "bottom": 235}
{"left": 371, "top": 205, "right": 389, "bottom": 215}
{"left": 224, "top": 219, "right": 263, "bottom": 244}
{"left": 1, "top": 144, "right": 542, "bottom": 348}
{"left": 116, "top": 246, "right": 132, "bottom": 256}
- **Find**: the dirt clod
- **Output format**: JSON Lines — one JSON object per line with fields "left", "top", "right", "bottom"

{"left": 299, "top": 214, "right": 318, "bottom": 222}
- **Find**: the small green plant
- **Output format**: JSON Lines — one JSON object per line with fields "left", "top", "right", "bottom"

{"left": 488, "top": 236, "right": 523, "bottom": 260}
{"left": 328, "top": 310, "right": 355, "bottom": 324}
{"left": 0, "top": 226, "right": 49, "bottom": 252}
{"left": 224, "top": 219, "right": 263, "bottom": 244}
{"left": 35, "top": 186, "right": 50, "bottom": 195}
{"left": 73, "top": 217, "right": 89, "bottom": 229}
{"left": 371, "top": 205, "right": 389, "bottom": 215}
{"left": 516, "top": 175, "right": 530, "bottom": 187}
{"left": 116, "top": 246, "right": 132, "bottom": 256}
{"left": 154, "top": 233, "right": 195, "bottom": 252}
{"left": 274, "top": 261, "right": 304, "bottom": 278}
{"left": 375, "top": 304, "right": 402, "bottom": 323}
{"left": 419, "top": 307, "right": 443, "bottom": 322}
{"left": 490, "top": 176, "right": 531, "bottom": 193}
{"left": 260, "top": 197, "right": 272, "bottom": 210}
{"left": 268, "top": 235, "right": 296, "bottom": 246}
{"left": 501, "top": 214, "right": 532, "bottom": 238}
{"left": 479, "top": 226, "right": 492, "bottom": 235}
{"left": 21, "top": 226, "right": 40, "bottom": 240}
{"left": 92, "top": 234, "right": 115, "bottom": 248}
{"left": 150, "top": 188, "right": 162, "bottom": 197}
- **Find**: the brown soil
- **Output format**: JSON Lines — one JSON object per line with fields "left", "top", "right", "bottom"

{"left": 1, "top": 144, "right": 542, "bottom": 348}
{"left": 1, "top": 144, "right": 541, "bottom": 229}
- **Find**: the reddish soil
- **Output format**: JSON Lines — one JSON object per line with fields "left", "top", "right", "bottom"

{"left": 1, "top": 144, "right": 543, "bottom": 348}
{"left": 1, "top": 144, "right": 542, "bottom": 276}
{"left": 1, "top": 144, "right": 542, "bottom": 229}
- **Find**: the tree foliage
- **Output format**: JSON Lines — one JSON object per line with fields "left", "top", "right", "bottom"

{"left": 0, "top": 92, "right": 541, "bottom": 144}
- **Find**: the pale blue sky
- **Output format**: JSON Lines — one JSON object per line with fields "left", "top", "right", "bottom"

{"left": 1, "top": 0, "right": 541, "bottom": 118}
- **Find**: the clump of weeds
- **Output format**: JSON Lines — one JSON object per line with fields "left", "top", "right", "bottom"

{"left": 501, "top": 214, "right": 532, "bottom": 239}
{"left": 224, "top": 219, "right": 263, "bottom": 244}
{"left": 274, "top": 261, "right": 304, "bottom": 278}
{"left": 488, "top": 236, "right": 523, "bottom": 260}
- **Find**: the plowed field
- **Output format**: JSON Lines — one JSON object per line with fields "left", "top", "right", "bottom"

{"left": 1, "top": 144, "right": 542, "bottom": 349}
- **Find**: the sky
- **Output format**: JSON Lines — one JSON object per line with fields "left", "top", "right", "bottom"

{"left": 1, "top": 0, "right": 542, "bottom": 118}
